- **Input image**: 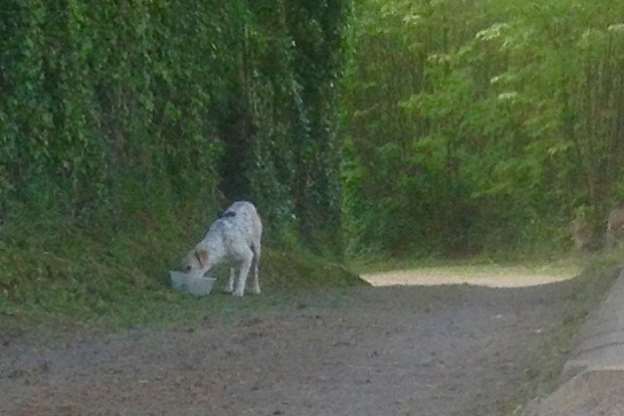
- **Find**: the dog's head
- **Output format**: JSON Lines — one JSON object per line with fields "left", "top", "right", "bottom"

{"left": 181, "top": 247, "right": 210, "bottom": 276}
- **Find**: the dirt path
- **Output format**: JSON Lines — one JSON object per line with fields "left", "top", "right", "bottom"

{"left": 363, "top": 264, "right": 579, "bottom": 287}
{"left": 0, "top": 278, "right": 579, "bottom": 416}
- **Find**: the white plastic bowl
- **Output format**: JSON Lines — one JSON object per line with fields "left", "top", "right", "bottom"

{"left": 169, "top": 271, "right": 216, "bottom": 296}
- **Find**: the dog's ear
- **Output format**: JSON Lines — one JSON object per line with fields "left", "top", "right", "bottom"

{"left": 195, "top": 249, "right": 209, "bottom": 268}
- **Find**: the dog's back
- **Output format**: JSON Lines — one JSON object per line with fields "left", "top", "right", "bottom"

{"left": 207, "top": 201, "right": 262, "bottom": 249}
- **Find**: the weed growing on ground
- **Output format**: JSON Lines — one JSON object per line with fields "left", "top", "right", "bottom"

{"left": 0, "top": 208, "right": 364, "bottom": 332}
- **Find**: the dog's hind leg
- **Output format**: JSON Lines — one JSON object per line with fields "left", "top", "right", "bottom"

{"left": 225, "top": 268, "right": 236, "bottom": 293}
{"left": 249, "top": 244, "right": 261, "bottom": 294}
{"left": 233, "top": 249, "right": 253, "bottom": 297}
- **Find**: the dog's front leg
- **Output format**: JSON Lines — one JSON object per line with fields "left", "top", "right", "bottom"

{"left": 233, "top": 256, "right": 252, "bottom": 297}
{"left": 225, "top": 268, "right": 236, "bottom": 293}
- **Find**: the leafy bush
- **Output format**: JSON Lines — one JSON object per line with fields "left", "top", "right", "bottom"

{"left": 341, "top": 0, "right": 624, "bottom": 257}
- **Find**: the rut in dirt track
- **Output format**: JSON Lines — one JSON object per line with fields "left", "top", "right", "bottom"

{"left": 1, "top": 283, "right": 572, "bottom": 416}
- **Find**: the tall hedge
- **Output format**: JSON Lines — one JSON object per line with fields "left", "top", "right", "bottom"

{"left": 0, "top": 0, "right": 350, "bottom": 254}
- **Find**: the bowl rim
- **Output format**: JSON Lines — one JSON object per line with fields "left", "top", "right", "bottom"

{"left": 190, "top": 275, "right": 217, "bottom": 282}
{"left": 169, "top": 271, "right": 216, "bottom": 281}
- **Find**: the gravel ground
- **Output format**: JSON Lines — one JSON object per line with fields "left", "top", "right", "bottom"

{"left": 0, "top": 279, "right": 579, "bottom": 416}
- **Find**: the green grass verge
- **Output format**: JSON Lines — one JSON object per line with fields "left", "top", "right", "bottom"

{"left": 0, "top": 209, "right": 365, "bottom": 332}
{"left": 349, "top": 252, "right": 585, "bottom": 275}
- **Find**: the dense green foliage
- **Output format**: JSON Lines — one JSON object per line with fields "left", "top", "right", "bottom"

{"left": 0, "top": 1, "right": 352, "bottom": 309}
{"left": 342, "top": 0, "right": 624, "bottom": 256}
{"left": 4, "top": 0, "right": 624, "bottom": 315}
{"left": 0, "top": 1, "right": 348, "bottom": 249}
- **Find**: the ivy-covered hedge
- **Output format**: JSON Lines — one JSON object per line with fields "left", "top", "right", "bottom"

{"left": 0, "top": 0, "right": 349, "bottom": 254}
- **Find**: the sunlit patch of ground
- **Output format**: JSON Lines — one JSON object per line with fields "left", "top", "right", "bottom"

{"left": 362, "top": 263, "right": 581, "bottom": 288}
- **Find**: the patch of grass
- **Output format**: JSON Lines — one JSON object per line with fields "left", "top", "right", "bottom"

{"left": 347, "top": 238, "right": 604, "bottom": 273}
{"left": 0, "top": 208, "right": 365, "bottom": 333}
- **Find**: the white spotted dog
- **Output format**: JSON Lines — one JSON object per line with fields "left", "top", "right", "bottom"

{"left": 182, "top": 201, "right": 263, "bottom": 297}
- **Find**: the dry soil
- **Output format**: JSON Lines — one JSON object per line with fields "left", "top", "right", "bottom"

{"left": 1, "top": 273, "right": 581, "bottom": 416}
